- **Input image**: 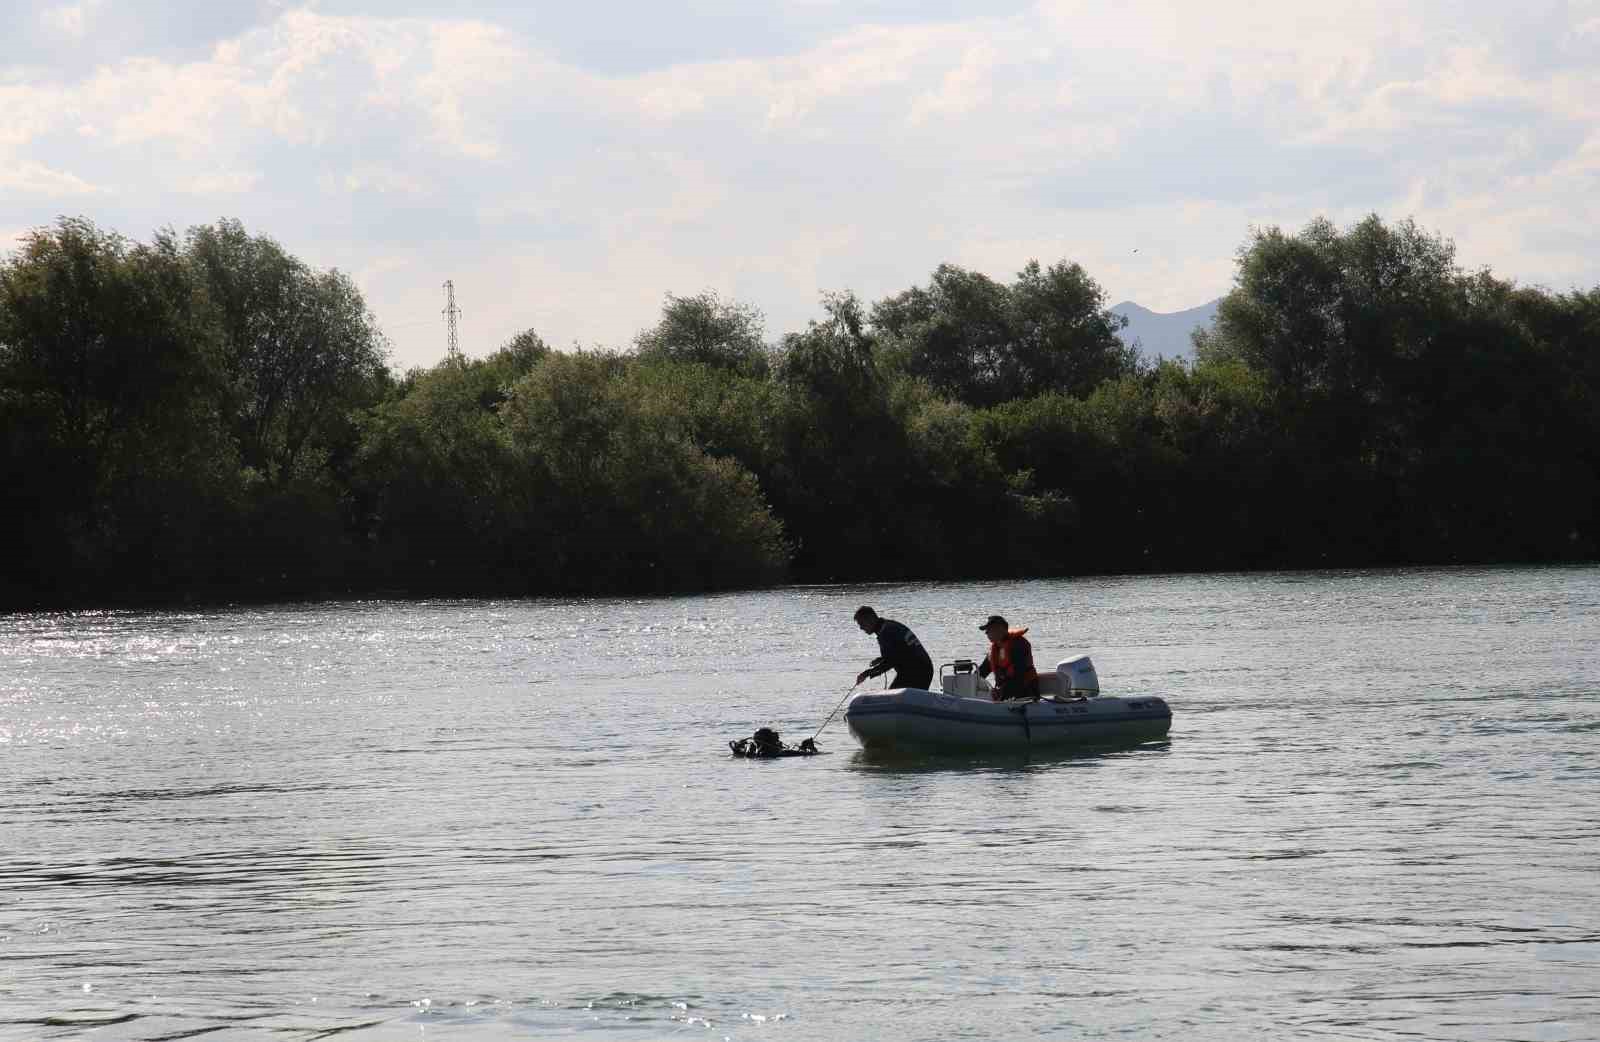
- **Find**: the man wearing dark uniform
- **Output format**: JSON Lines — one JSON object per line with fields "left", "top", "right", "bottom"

{"left": 853, "top": 605, "right": 935, "bottom": 691}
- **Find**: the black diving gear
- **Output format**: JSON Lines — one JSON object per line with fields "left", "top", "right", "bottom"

{"left": 729, "top": 728, "right": 819, "bottom": 758}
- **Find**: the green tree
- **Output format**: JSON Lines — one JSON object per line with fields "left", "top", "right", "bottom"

{"left": 626, "top": 354, "right": 778, "bottom": 470}
{"left": 1009, "top": 259, "right": 1138, "bottom": 394}
{"left": 766, "top": 292, "right": 914, "bottom": 578}
{"left": 633, "top": 291, "right": 770, "bottom": 376}
{"left": 0, "top": 217, "right": 239, "bottom": 599}
{"left": 180, "top": 219, "right": 393, "bottom": 595}
{"left": 501, "top": 351, "right": 788, "bottom": 591}
{"left": 1194, "top": 214, "right": 1600, "bottom": 565}
{"left": 872, "top": 261, "right": 1135, "bottom": 407}
{"left": 872, "top": 265, "right": 1012, "bottom": 406}
{"left": 1196, "top": 215, "right": 1456, "bottom": 407}
{"left": 354, "top": 354, "right": 548, "bottom": 591}
{"left": 186, "top": 219, "right": 390, "bottom": 484}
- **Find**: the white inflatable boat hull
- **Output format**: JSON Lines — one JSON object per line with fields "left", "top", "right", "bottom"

{"left": 844, "top": 688, "right": 1172, "bottom": 752}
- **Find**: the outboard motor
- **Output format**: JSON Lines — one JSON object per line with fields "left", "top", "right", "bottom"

{"left": 1056, "top": 655, "right": 1099, "bottom": 697}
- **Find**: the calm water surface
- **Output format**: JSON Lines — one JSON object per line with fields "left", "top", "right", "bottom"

{"left": 2, "top": 568, "right": 1598, "bottom": 1041}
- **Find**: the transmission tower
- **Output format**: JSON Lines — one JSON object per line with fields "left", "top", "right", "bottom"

{"left": 442, "top": 280, "right": 462, "bottom": 361}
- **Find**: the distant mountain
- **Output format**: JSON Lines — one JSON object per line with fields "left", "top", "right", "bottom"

{"left": 1110, "top": 299, "right": 1222, "bottom": 361}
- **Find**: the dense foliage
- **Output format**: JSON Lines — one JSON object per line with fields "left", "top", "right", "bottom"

{"left": 2, "top": 214, "right": 1595, "bottom": 607}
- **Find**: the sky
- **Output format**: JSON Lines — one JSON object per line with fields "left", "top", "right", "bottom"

{"left": 3, "top": 1, "right": 1597, "bottom": 370}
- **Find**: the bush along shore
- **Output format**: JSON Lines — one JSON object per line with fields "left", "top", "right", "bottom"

{"left": 2, "top": 214, "right": 1597, "bottom": 609}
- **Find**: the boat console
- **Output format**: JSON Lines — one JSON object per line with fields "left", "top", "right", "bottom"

{"left": 939, "top": 655, "right": 1101, "bottom": 699}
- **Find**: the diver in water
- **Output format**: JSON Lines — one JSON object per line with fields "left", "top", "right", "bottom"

{"left": 729, "top": 727, "right": 818, "bottom": 758}
{"left": 853, "top": 606, "right": 935, "bottom": 691}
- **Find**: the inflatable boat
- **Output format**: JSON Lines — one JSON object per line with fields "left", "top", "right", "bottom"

{"left": 844, "top": 656, "right": 1171, "bottom": 752}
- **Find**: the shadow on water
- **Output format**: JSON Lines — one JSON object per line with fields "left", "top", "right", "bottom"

{"left": 845, "top": 737, "right": 1173, "bottom": 775}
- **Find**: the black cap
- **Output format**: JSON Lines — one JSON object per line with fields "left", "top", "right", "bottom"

{"left": 979, "top": 614, "right": 1008, "bottom": 630}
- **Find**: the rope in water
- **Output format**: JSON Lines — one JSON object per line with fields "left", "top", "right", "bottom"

{"left": 810, "top": 681, "right": 860, "bottom": 743}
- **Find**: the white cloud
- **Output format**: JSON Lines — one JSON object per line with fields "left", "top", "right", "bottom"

{"left": 181, "top": 171, "right": 262, "bottom": 195}
{"left": 909, "top": 41, "right": 998, "bottom": 124}
{"left": 0, "top": 160, "right": 102, "bottom": 197}
{"left": 325, "top": 166, "right": 431, "bottom": 198}
{"left": 2, "top": 1, "right": 1596, "bottom": 366}
{"left": 40, "top": 1, "right": 100, "bottom": 40}
{"left": 408, "top": 21, "right": 527, "bottom": 159}
{"left": 0, "top": 83, "right": 70, "bottom": 148}
{"left": 755, "top": 23, "right": 941, "bottom": 129}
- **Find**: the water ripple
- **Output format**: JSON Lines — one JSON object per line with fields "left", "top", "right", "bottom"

{"left": 1, "top": 568, "right": 1597, "bottom": 1041}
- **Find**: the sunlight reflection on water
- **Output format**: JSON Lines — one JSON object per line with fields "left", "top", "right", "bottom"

{"left": 2, "top": 567, "right": 1598, "bottom": 1041}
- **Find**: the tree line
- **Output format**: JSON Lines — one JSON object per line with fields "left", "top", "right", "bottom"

{"left": 2, "top": 214, "right": 1595, "bottom": 607}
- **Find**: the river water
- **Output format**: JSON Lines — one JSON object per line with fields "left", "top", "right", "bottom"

{"left": 2, "top": 567, "right": 1598, "bottom": 1041}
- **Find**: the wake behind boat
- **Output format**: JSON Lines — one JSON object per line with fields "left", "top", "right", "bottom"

{"left": 844, "top": 656, "right": 1171, "bottom": 752}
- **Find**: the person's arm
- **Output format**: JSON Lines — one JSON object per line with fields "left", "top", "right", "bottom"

{"left": 977, "top": 654, "right": 992, "bottom": 679}
{"left": 857, "top": 656, "right": 887, "bottom": 684}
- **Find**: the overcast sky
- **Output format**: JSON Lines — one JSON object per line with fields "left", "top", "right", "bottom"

{"left": 4, "top": 1, "right": 1597, "bottom": 369}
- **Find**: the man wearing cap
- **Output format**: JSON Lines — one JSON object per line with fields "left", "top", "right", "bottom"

{"left": 978, "top": 614, "right": 1039, "bottom": 701}
{"left": 853, "top": 606, "right": 935, "bottom": 690}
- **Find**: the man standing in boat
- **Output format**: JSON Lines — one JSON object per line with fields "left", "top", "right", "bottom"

{"left": 853, "top": 606, "right": 935, "bottom": 691}
{"left": 978, "top": 614, "right": 1040, "bottom": 701}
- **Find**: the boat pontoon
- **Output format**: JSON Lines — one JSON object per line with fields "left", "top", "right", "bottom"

{"left": 844, "top": 655, "right": 1171, "bottom": 752}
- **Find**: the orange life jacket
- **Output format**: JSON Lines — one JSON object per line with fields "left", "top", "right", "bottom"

{"left": 988, "top": 627, "right": 1038, "bottom": 687}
